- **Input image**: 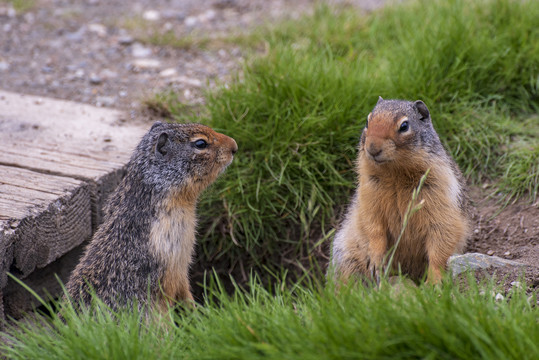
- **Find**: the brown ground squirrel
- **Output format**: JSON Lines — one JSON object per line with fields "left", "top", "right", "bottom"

{"left": 66, "top": 121, "right": 237, "bottom": 311}
{"left": 329, "top": 98, "right": 470, "bottom": 284}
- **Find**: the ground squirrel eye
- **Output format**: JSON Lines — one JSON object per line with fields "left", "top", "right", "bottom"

{"left": 194, "top": 139, "right": 208, "bottom": 149}
{"left": 399, "top": 121, "right": 409, "bottom": 133}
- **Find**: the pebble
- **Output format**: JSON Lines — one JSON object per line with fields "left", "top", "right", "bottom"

{"left": 74, "top": 69, "right": 85, "bottom": 78}
{"left": 96, "top": 96, "right": 116, "bottom": 107}
{"left": 132, "top": 58, "right": 161, "bottom": 69}
{"left": 510, "top": 281, "right": 521, "bottom": 289}
{"left": 503, "top": 251, "right": 511, "bottom": 257}
{"left": 159, "top": 68, "right": 177, "bottom": 77}
{"left": 184, "top": 16, "right": 198, "bottom": 27}
{"left": 143, "top": 10, "right": 161, "bottom": 21}
{"left": 495, "top": 293, "right": 504, "bottom": 302}
{"left": 118, "top": 36, "right": 134, "bottom": 46}
{"left": 171, "top": 75, "right": 202, "bottom": 87}
{"left": 88, "top": 23, "right": 107, "bottom": 37}
{"left": 89, "top": 74, "right": 102, "bottom": 85}
{"left": 131, "top": 43, "right": 152, "bottom": 58}
{"left": 0, "top": 61, "right": 10, "bottom": 71}
{"left": 487, "top": 250, "right": 495, "bottom": 256}
{"left": 99, "top": 69, "right": 118, "bottom": 79}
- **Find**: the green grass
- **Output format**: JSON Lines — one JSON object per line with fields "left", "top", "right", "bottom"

{"left": 0, "top": 0, "right": 35, "bottom": 13}
{"left": 146, "top": 0, "right": 539, "bottom": 280}
{"left": 2, "top": 276, "right": 538, "bottom": 359}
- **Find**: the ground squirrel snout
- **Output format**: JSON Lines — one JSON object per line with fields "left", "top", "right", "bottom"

{"left": 330, "top": 97, "right": 471, "bottom": 285}
{"left": 66, "top": 121, "right": 237, "bottom": 311}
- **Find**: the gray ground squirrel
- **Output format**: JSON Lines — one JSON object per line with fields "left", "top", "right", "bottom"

{"left": 66, "top": 121, "right": 238, "bottom": 311}
{"left": 329, "top": 97, "right": 471, "bottom": 284}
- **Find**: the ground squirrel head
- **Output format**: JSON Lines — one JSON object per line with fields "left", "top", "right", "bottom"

{"left": 131, "top": 122, "right": 238, "bottom": 201}
{"left": 360, "top": 97, "right": 441, "bottom": 165}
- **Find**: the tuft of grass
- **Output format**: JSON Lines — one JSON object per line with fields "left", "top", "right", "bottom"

{"left": 2, "top": 276, "right": 538, "bottom": 359}
{"left": 1, "top": 0, "right": 35, "bottom": 13}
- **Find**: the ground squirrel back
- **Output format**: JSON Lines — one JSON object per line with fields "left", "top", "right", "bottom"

{"left": 66, "top": 121, "right": 238, "bottom": 310}
{"left": 330, "top": 98, "right": 470, "bottom": 284}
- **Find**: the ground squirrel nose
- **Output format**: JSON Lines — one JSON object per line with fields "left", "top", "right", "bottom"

{"left": 231, "top": 139, "right": 238, "bottom": 155}
{"left": 367, "top": 145, "right": 382, "bottom": 158}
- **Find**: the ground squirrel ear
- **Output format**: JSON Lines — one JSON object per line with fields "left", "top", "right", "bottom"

{"left": 151, "top": 121, "right": 163, "bottom": 131}
{"left": 156, "top": 132, "right": 168, "bottom": 156}
{"left": 377, "top": 96, "right": 384, "bottom": 105}
{"left": 414, "top": 100, "right": 430, "bottom": 121}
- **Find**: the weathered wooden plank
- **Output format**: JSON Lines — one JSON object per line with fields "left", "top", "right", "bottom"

{"left": 3, "top": 241, "right": 86, "bottom": 319}
{"left": 0, "top": 90, "right": 146, "bottom": 228}
{"left": 0, "top": 90, "right": 147, "bottom": 320}
{"left": 0, "top": 166, "right": 93, "bottom": 283}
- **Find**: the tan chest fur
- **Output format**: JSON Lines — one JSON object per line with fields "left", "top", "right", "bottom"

{"left": 355, "top": 159, "right": 467, "bottom": 275}
{"left": 149, "top": 197, "right": 197, "bottom": 304}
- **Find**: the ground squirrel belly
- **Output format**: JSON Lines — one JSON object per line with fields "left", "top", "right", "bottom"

{"left": 66, "top": 122, "right": 238, "bottom": 310}
{"left": 330, "top": 98, "right": 470, "bottom": 284}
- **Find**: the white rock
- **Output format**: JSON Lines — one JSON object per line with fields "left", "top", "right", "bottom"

{"left": 88, "top": 23, "right": 107, "bottom": 37}
{"left": 495, "top": 293, "right": 504, "bottom": 302}
{"left": 184, "top": 16, "right": 198, "bottom": 27}
{"left": 159, "top": 68, "right": 177, "bottom": 77}
{"left": 487, "top": 250, "right": 494, "bottom": 256}
{"left": 96, "top": 96, "right": 116, "bottom": 107}
{"left": 171, "top": 75, "right": 202, "bottom": 87}
{"left": 131, "top": 43, "right": 152, "bottom": 58}
{"left": 132, "top": 58, "right": 161, "bottom": 69}
{"left": 100, "top": 69, "right": 118, "bottom": 79}
{"left": 143, "top": 10, "right": 161, "bottom": 21}
{"left": 503, "top": 251, "right": 511, "bottom": 256}
{"left": 200, "top": 9, "right": 216, "bottom": 22}
{"left": 0, "top": 61, "right": 10, "bottom": 71}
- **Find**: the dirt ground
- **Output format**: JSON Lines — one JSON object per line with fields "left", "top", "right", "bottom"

{"left": 1, "top": 0, "right": 537, "bottom": 295}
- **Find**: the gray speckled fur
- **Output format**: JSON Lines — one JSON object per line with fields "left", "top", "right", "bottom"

{"left": 66, "top": 122, "right": 229, "bottom": 310}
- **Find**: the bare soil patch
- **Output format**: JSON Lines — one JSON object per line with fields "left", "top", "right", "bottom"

{"left": 467, "top": 187, "right": 539, "bottom": 293}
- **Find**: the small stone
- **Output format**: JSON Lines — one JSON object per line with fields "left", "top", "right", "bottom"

{"left": 132, "top": 58, "right": 161, "bottom": 69}
{"left": 199, "top": 9, "right": 216, "bottom": 22}
{"left": 3, "top": 23, "right": 12, "bottom": 32}
{"left": 510, "top": 281, "right": 521, "bottom": 289}
{"left": 159, "top": 68, "right": 177, "bottom": 77}
{"left": 473, "top": 228, "right": 480, "bottom": 234}
{"left": 41, "top": 66, "right": 53, "bottom": 73}
{"left": 119, "top": 90, "right": 127, "bottom": 97}
{"left": 131, "top": 43, "right": 152, "bottom": 58}
{"left": 96, "top": 96, "right": 116, "bottom": 107}
{"left": 143, "top": 10, "right": 161, "bottom": 21}
{"left": 7, "top": 7, "right": 16, "bottom": 18}
{"left": 103, "top": 135, "right": 112, "bottom": 142}
{"left": 88, "top": 23, "right": 107, "bottom": 37}
{"left": 503, "top": 251, "right": 511, "bottom": 257}
{"left": 495, "top": 293, "right": 504, "bottom": 302}
{"left": 0, "top": 61, "right": 9, "bottom": 71}
{"left": 118, "top": 36, "right": 134, "bottom": 46}
{"left": 171, "top": 75, "right": 202, "bottom": 87}
{"left": 74, "top": 69, "right": 85, "bottom": 78}
{"left": 89, "top": 75, "right": 102, "bottom": 85}
{"left": 99, "top": 69, "right": 118, "bottom": 79}
{"left": 66, "top": 27, "right": 86, "bottom": 41}
{"left": 184, "top": 16, "right": 198, "bottom": 27}
{"left": 24, "top": 12, "right": 35, "bottom": 23}
{"left": 487, "top": 250, "right": 495, "bottom": 256}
